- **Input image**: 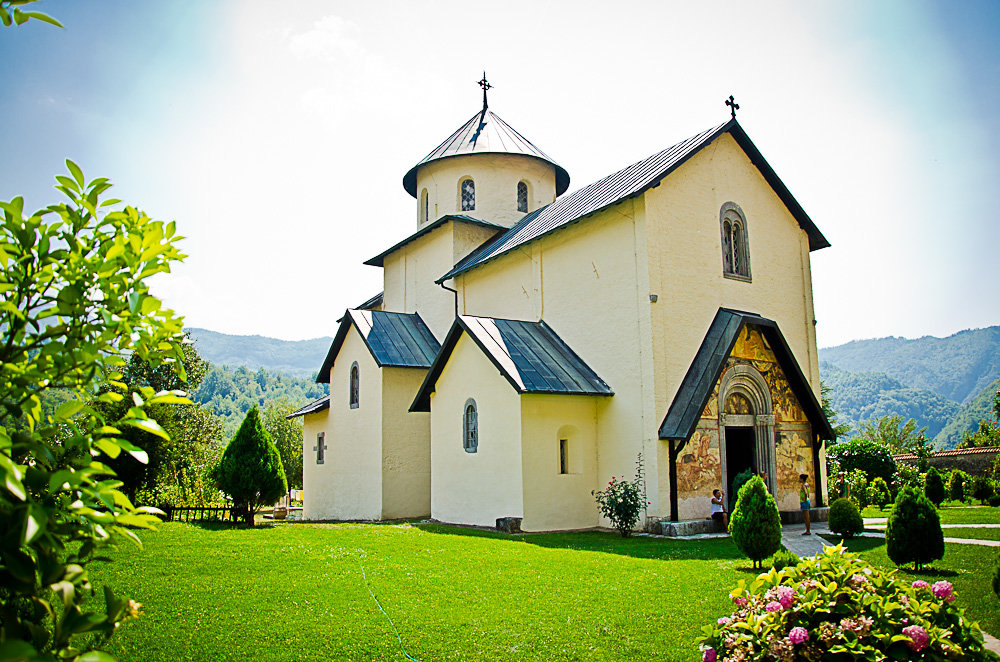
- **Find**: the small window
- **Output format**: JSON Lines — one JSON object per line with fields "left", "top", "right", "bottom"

{"left": 314, "top": 432, "right": 326, "bottom": 465}
{"left": 517, "top": 181, "right": 528, "bottom": 212}
{"left": 461, "top": 179, "right": 475, "bottom": 211}
{"left": 463, "top": 398, "right": 478, "bottom": 453}
{"left": 559, "top": 438, "right": 569, "bottom": 474}
{"left": 720, "top": 203, "right": 751, "bottom": 280}
{"left": 420, "top": 189, "right": 429, "bottom": 223}
{"left": 349, "top": 362, "right": 359, "bottom": 409}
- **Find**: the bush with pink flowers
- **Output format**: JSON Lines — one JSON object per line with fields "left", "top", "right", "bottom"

{"left": 698, "top": 544, "right": 998, "bottom": 661}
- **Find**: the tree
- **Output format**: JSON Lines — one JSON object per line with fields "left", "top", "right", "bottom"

{"left": 867, "top": 477, "right": 891, "bottom": 510}
{"left": 971, "top": 475, "right": 994, "bottom": 505}
{"left": 213, "top": 406, "right": 287, "bottom": 526}
{"left": 855, "top": 415, "right": 932, "bottom": 459}
{"left": 826, "top": 436, "right": 897, "bottom": 484}
{"left": 820, "top": 380, "right": 851, "bottom": 440}
{"left": 958, "top": 392, "right": 1000, "bottom": 449}
{"left": 885, "top": 487, "right": 945, "bottom": 571}
{"left": 827, "top": 497, "right": 863, "bottom": 538}
{"left": 261, "top": 399, "right": 304, "bottom": 491}
{"left": 729, "top": 476, "right": 782, "bottom": 569}
{"left": 948, "top": 470, "right": 967, "bottom": 503}
{"left": 924, "top": 467, "right": 945, "bottom": 507}
{"left": 1, "top": 161, "right": 187, "bottom": 660}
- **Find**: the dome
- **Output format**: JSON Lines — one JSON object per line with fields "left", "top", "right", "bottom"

{"left": 402, "top": 107, "right": 570, "bottom": 198}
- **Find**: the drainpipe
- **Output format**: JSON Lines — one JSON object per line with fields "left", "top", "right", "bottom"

{"left": 439, "top": 281, "right": 458, "bottom": 317}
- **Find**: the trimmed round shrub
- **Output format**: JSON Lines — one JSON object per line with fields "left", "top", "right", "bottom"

{"left": 827, "top": 436, "right": 897, "bottom": 483}
{"left": 886, "top": 486, "right": 944, "bottom": 571}
{"left": 924, "top": 467, "right": 945, "bottom": 507}
{"left": 828, "top": 497, "right": 863, "bottom": 538}
{"left": 972, "top": 475, "right": 994, "bottom": 504}
{"left": 948, "top": 470, "right": 967, "bottom": 503}
{"left": 989, "top": 493, "right": 1000, "bottom": 508}
{"left": 867, "top": 477, "right": 891, "bottom": 510}
{"left": 699, "top": 544, "right": 996, "bottom": 661}
{"left": 728, "top": 468, "right": 754, "bottom": 513}
{"left": 730, "top": 475, "right": 782, "bottom": 570}
{"left": 771, "top": 548, "right": 800, "bottom": 572}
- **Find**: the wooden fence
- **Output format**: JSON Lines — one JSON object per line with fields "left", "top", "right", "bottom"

{"left": 161, "top": 505, "right": 236, "bottom": 523}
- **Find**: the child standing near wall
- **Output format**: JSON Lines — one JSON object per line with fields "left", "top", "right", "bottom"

{"left": 799, "top": 473, "right": 811, "bottom": 535}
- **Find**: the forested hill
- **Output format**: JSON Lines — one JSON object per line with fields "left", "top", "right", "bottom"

{"left": 818, "top": 326, "right": 1000, "bottom": 405}
{"left": 187, "top": 327, "right": 332, "bottom": 378}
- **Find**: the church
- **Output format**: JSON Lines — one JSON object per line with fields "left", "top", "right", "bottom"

{"left": 290, "top": 80, "right": 834, "bottom": 532}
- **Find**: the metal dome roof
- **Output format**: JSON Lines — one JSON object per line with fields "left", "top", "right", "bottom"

{"left": 402, "top": 107, "right": 570, "bottom": 198}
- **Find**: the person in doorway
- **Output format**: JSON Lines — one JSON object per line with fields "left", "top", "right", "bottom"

{"left": 710, "top": 489, "right": 729, "bottom": 531}
{"left": 758, "top": 469, "right": 770, "bottom": 492}
{"left": 799, "top": 473, "right": 812, "bottom": 535}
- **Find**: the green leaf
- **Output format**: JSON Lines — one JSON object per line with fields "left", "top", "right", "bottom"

{"left": 94, "top": 437, "right": 122, "bottom": 459}
{"left": 0, "top": 453, "right": 26, "bottom": 501}
{"left": 55, "top": 399, "right": 85, "bottom": 420}
{"left": 122, "top": 417, "right": 169, "bottom": 440}
{"left": 22, "top": 10, "right": 64, "bottom": 28}
{"left": 66, "top": 159, "right": 85, "bottom": 188}
{"left": 23, "top": 503, "right": 46, "bottom": 544}
{"left": 0, "top": 639, "right": 37, "bottom": 662}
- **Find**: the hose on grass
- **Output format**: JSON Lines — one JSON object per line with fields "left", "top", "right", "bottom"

{"left": 358, "top": 557, "right": 422, "bottom": 662}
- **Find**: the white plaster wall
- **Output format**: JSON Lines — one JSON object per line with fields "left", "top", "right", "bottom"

{"left": 301, "top": 406, "right": 331, "bottom": 520}
{"left": 520, "top": 394, "right": 600, "bottom": 531}
{"left": 415, "top": 153, "right": 557, "bottom": 228}
{"left": 430, "top": 333, "right": 523, "bottom": 527}
{"left": 381, "top": 367, "right": 431, "bottom": 519}
{"left": 321, "top": 328, "right": 383, "bottom": 520}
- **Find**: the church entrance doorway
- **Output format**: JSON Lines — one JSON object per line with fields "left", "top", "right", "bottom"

{"left": 724, "top": 426, "right": 755, "bottom": 497}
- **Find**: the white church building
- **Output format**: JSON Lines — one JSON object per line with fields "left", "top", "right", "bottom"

{"left": 290, "top": 81, "right": 834, "bottom": 532}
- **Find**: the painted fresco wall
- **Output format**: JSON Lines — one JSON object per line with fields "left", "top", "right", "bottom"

{"left": 381, "top": 367, "right": 431, "bottom": 519}
{"left": 675, "top": 326, "right": 816, "bottom": 519}
{"left": 519, "top": 394, "right": 599, "bottom": 532}
{"left": 429, "top": 333, "right": 524, "bottom": 527}
{"left": 415, "top": 153, "right": 557, "bottom": 228}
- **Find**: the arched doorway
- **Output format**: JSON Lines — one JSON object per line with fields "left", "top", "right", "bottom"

{"left": 718, "top": 365, "right": 776, "bottom": 497}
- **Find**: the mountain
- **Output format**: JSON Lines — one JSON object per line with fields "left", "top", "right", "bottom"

{"left": 818, "top": 326, "right": 1000, "bottom": 405}
{"left": 187, "top": 327, "right": 332, "bottom": 378}
{"left": 932, "top": 375, "right": 1000, "bottom": 448}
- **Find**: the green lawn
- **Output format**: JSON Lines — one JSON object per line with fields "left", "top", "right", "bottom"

{"left": 863, "top": 503, "right": 1000, "bottom": 525}
{"left": 86, "top": 521, "right": 1000, "bottom": 662}
{"left": 88, "top": 522, "right": 749, "bottom": 662}
{"left": 943, "top": 527, "right": 1000, "bottom": 541}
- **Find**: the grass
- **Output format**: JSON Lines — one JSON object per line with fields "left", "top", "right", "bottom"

{"left": 862, "top": 503, "right": 1000, "bottom": 525}
{"left": 89, "top": 522, "right": 754, "bottom": 662}
{"left": 943, "top": 527, "right": 1000, "bottom": 541}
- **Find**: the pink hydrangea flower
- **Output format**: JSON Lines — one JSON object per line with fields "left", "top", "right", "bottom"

{"left": 717, "top": 616, "right": 731, "bottom": 626}
{"left": 776, "top": 586, "right": 795, "bottom": 609}
{"left": 912, "top": 580, "right": 930, "bottom": 589}
{"left": 903, "top": 625, "right": 929, "bottom": 652}
{"left": 788, "top": 627, "right": 809, "bottom": 645}
{"left": 932, "top": 580, "right": 954, "bottom": 602}
{"left": 851, "top": 573, "right": 868, "bottom": 585}
{"left": 766, "top": 601, "right": 783, "bottom": 612}
{"left": 733, "top": 596, "right": 748, "bottom": 607}
{"left": 702, "top": 647, "right": 717, "bottom": 662}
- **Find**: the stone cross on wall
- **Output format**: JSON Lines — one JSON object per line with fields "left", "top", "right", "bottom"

{"left": 313, "top": 432, "right": 326, "bottom": 465}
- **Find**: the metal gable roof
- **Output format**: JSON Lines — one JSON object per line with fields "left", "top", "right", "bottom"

{"left": 316, "top": 310, "right": 440, "bottom": 383}
{"left": 657, "top": 308, "right": 834, "bottom": 442}
{"left": 286, "top": 395, "right": 330, "bottom": 419}
{"left": 402, "top": 108, "right": 570, "bottom": 198}
{"left": 410, "top": 316, "right": 613, "bottom": 412}
{"left": 363, "top": 214, "right": 508, "bottom": 268}
{"left": 438, "top": 119, "right": 830, "bottom": 284}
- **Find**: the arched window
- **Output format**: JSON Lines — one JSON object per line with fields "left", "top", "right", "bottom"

{"left": 720, "top": 203, "right": 751, "bottom": 280}
{"left": 420, "top": 189, "right": 429, "bottom": 223}
{"left": 463, "top": 398, "right": 478, "bottom": 453}
{"left": 517, "top": 181, "right": 528, "bottom": 212}
{"left": 461, "top": 178, "right": 475, "bottom": 211}
{"left": 349, "top": 362, "right": 359, "bottom": 409}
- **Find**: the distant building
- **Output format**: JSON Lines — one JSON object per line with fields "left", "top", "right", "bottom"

{"left": 290, "top": 82, "right": 834, "bottom": 530}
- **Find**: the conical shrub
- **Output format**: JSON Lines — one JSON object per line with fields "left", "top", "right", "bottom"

{"left": 924, "top": 467, "right": 945, "bottom": 507}
{"left": 730, "top": 475, "right": 782, "bottom": 569}
{"left": 886, "top": 486, "right": 944, "bottom": 571}
{"left": 213, "top": 406, "right": 288, "bottom": 526}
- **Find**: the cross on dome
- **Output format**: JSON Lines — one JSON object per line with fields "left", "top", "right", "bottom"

{"left": 478, "top": 72, "right": 492, "bottom": 110}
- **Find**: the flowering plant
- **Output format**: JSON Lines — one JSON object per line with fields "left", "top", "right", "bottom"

{"left": 698, "top": 544, "right": 997, "bottom": 661}
{"left": 592, "top": 474, "right": 643, "bottom": 537}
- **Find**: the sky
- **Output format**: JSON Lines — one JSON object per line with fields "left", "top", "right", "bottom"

{"left": 2, "top": 0, "right": 998, "bottom": 349}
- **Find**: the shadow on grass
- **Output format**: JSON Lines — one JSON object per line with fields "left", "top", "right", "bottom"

{"left": 414, "top": 522, "right": 747, "bottom": 562}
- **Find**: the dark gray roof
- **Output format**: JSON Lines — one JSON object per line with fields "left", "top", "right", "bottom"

{"left": 403, "top": 108, "right": 570, "bottom": 198}
{"left": 658, "top": 308, "right": 834, "bottom": 442}
{"left": 363, "top": 215, "right": 507, "bottom": 268}
{"left": 357, "top": 291, "right": 383, "bottom": 310}
{"left": 286, "top": 395, "right": 329, "bottom": 419}
{"left": 438, "top": 119, "right": 830, "bottom": 283}
{"left": 317, "top": 310, "right": 440, "bottom": 383}
{"left": 410, "top": 316, "right": 613, "bottom": 411}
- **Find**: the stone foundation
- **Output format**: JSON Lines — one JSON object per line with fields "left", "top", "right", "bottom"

{"left": 495, "top": 517, "right": 522, "bottom": 533}
{"left": 779, "top": 507, "right": 829, "bottom": 525}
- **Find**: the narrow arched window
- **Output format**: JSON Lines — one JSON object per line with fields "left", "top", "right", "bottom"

{"left": 517, "top": 181, "right": 528, "bottom": 212}
{"left": 720, "top": 203, "right": 751, "bottom": 280}
{"left": 420, "top": 189, "right": 429, "bottom": 223}
{"left": 349, "top": 362, "right": 360, "bottom": 409}
{"left": 463, "top": 398, "right": 478, "bottom": 453}
{"left": 461, "top": 179, "right": 475, "bottom": 211}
